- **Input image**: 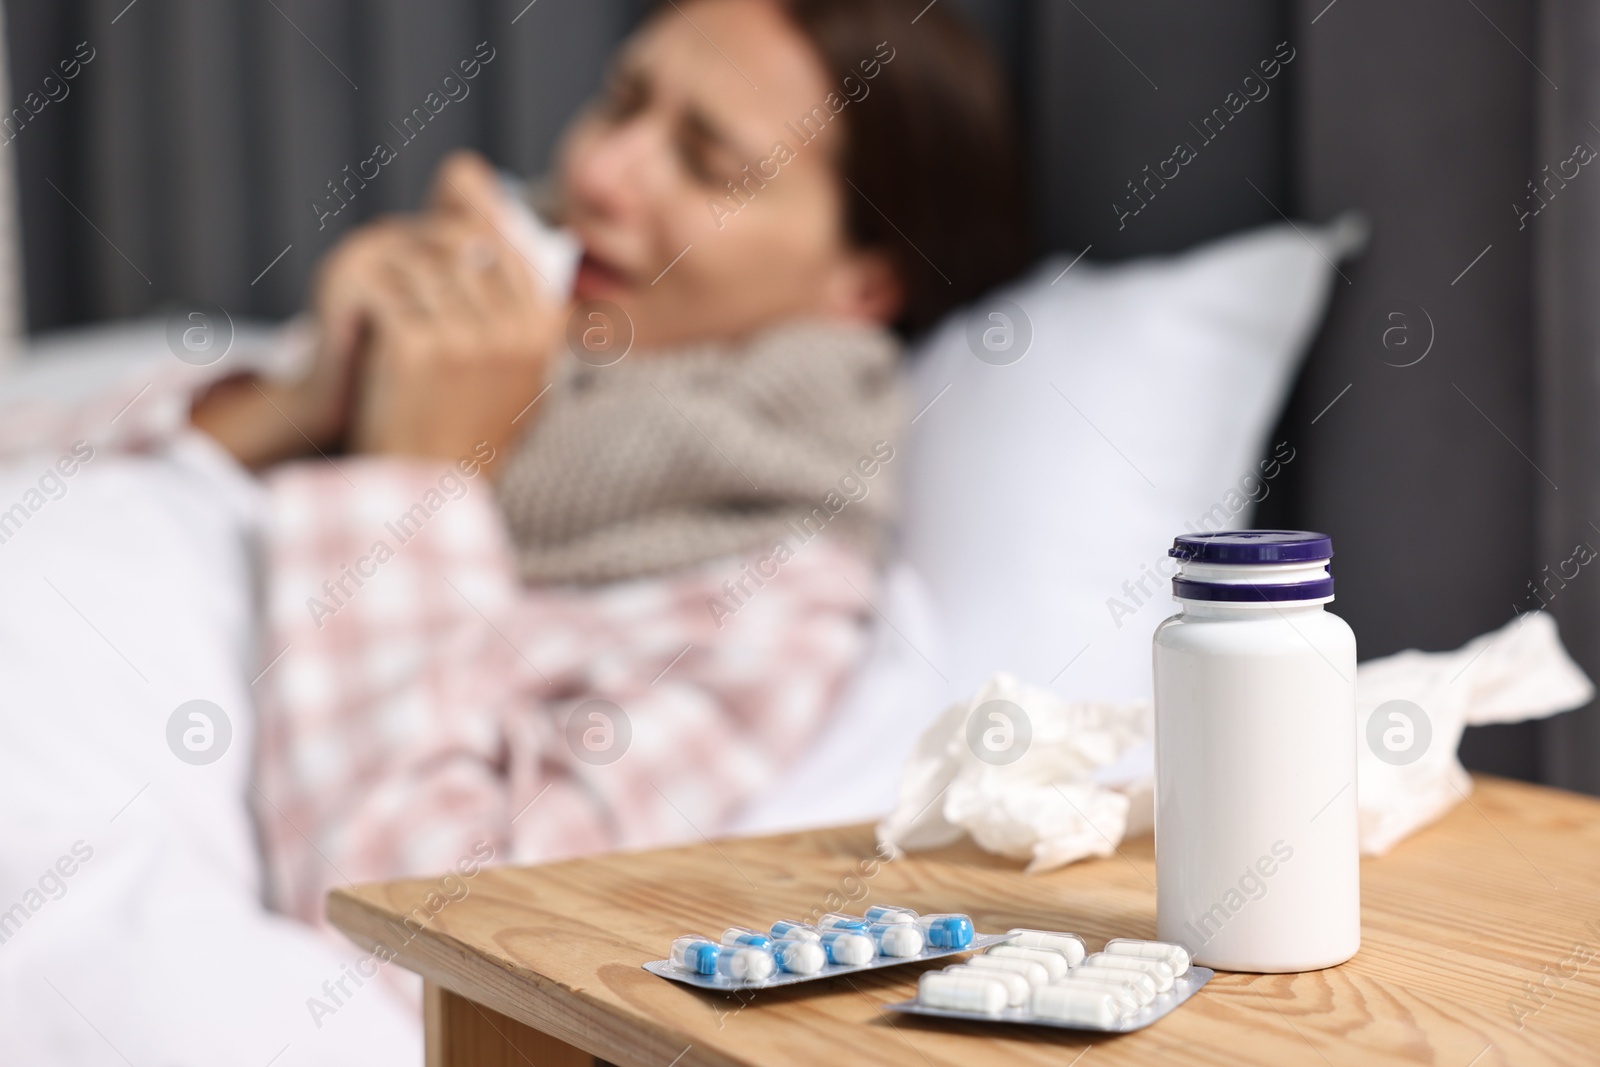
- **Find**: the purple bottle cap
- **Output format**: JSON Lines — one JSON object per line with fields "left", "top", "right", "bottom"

{"left": 1170, "top": 530, "right": 1334, "bottom": 602}
{"left": 1169, "top": 530, "right": 1333, "bottom": 564}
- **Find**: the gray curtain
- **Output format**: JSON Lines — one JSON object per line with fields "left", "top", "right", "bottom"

{"left": 6, "top": 0, "right": 1597, "bottom": 792}
{"left": 6, "top": 0, "right": 1288, "bottom": 327}
{"left": 1535, "top": 4, "right": 1600, "bottom": 794}
{"left": 1258, "top": 0, "right": 1547, "bottom": 777}
{"left": 7, "top": 0, "right": 639, "bottom": 329}
{"left": 1253, "top": 0, "right": 1600, "bottom": 792}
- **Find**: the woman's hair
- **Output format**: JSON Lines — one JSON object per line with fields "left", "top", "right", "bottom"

{"left": 781, "top": 0, "right": 1029, "bottom": 337}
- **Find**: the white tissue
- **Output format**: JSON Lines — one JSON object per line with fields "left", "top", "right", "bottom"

{"left": 497, "top": 173, "right": 581, "bottom": 301}
{"left": 876, "top": 673, "right": 1151, "bottom": 873}
{"left": 877, "top": 611, "right": 1592, "bottom": 871}
{"left": 1354, "top": 611, "right": 1592, "bottom": 854}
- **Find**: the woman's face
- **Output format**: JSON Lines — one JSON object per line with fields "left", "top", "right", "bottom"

{"left": 556, "top": 0, "right": 896, "bottom": 349}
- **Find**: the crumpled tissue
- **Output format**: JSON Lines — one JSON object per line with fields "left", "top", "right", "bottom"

{"left": 877, "top": 611, "right": 1592, "bottom": 872}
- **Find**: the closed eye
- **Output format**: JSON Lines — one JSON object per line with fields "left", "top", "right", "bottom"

{"left": 598, "top": 69, "right": 649, "bottom": 124}
{"left": 677, "top": 105, "right": 743, "bottom": 187}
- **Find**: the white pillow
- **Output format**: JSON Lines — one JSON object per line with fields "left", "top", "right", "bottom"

{"left": 735, "top": 219, "right": 1363, "bottom": 836}
{"left": 899, "top": 217, "right": 1364, "bottom": 704}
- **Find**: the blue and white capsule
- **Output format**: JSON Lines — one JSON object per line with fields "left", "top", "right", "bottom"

{"left": 868, "top": 921, "right": 925, "bottom": 957}
{"left": 820, "top": 912, "right": 922, "bottom": 956}
{"left": 769, "top": 919, "right": 822, "bottom": 943}
{"left": 863, "top": 904, "right": 918, "bottom": 925}
{"left": 916, "top": 913, "right": 975, "bottom": 950}
{"left": 772, "top": 938, "right": 826, "bottom": 974}
{"left": 817, "top": 928, "right": 875, "bottom": 965}
{"left": 668, "top": 936, "right": 775, "bottom": 982}
{"left": 669, "top": 936, "right": 722, "bottom": 976}
{"left": 724, "top": 926, "right": 823, "bottom": 974}
{"left": 769, "top": 919, "right": 868, "bottom": 968}
{"left": 721, "top": 926, "right": 773, "bottom": 949}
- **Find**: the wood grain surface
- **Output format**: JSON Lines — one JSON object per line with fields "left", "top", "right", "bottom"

{"left": 424, "top": 982, "right": 597, "bottom": 1067}
{"left": 329, "top": 776, "right": 1600, "bottom": 1066}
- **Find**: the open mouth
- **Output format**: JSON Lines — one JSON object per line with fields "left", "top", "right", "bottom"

{"left": 573, "top": 250, "right": 632, "bottom": 299}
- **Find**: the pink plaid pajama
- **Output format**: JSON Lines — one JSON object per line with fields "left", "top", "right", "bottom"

{"left": 252, "top": 457, "right": 875, "bottom": 925}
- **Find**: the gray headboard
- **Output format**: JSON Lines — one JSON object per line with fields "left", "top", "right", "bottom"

{"left": 6, "top": 0, "right": 1587, "bottom": 790}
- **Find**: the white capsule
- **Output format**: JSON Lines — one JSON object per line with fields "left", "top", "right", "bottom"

{"left": 1082, "top": 952, "right": 1175, "bottom": 993}
{"left": 1029, "top": 984, "right": 1123, "bottom": 1028}
{"left": 1003, "top": 929, "right": 1087, "bottom": 967}
{"left": 721, "top": 946, "right": 776, "bottom": 981}
{"left": 1057, "top": 966, "right": 1157, "bottom": 1005}
{"left": 1103, "top": 937, "right": 1190, "bottom": 976}
{"left": 864, "top": 904, "right": 918, "bottom": 924}
{"left": 1050, "top": 974, "right": 1144, "bottom": 1016}
{"left": 818, "top": 929, "right": 875, "bottom": 966}
{"left": 873, "top": 922, "right": 925, "bottom": 957}
{"left": 985, "top": 944, "right": 1070, "bottom": 980}
{"left": 772, "top": 939, "right": 826, "bottom": 975}
{"left": 919, "top": 971, "right": 1008, "bottom": 1016}
{"left": 769, "top": 919, "right": 821, "bottom": 942}
{"left": 944, "top": 964, "right": 1030, "bottom": 1006}
{"left": 963, "top": 953, "right": 1051, "bottom": 988}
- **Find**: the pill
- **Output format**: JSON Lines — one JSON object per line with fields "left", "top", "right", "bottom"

{"left": 668, "top": 937, "right": 775, "bottom": 982}
{"left": 1104, "top": 937, "right": 1190, "bottom": 977}
{"left": 1082, "top": 952, "right": 1175, "bottom": 993}
{"left": 870, "top": 921, "right": 925, "bottom": 957}
{"left": 727, "top": 924, "right": 820, "bottom": 973}
{"left": 771, "top": 939, "right": 826, "bottom": 975}
{"left": 864, "top": 904, "right": 918, "bottom": 924}
{"left": 963, "top": 953, "right": 1050, "bottom": 988}
{"left": 721, "top": 927, "right": 772, "bottom": 949}
{"left": 669, "top": 936, "right": 721, "bottom": 976}
{"left": 919, "top": 971, "right": 1009, "bottom": 1016}
{"left": 943, "top": 964, "right": 1029, "bottom": 1006}
{"left": 818, "top": 928, "right": 875, "bottom": 966}
{"left": 769, "top": 919, "right": 821, "bottom": 942}
{"left": 1057, "top": 966, "right": 1157, "bottom": 1005}
{"left": 985, "top": 944, "right": 1070, "bottom": 980}
{"left": 1003, "top": 929, "right": 1087, "bottom": 967}
{"left": 817, "top": 912, "right": 872, "bottom": 934}
{"left": 719, "top": 946, "right": 776, "bottom": 981}
{"left": 1030, "top": 985, "right": 1124, "bottom": 1028}
{"left": 917, "top": 913, "right": 975, "bottom": 950}
{"left": 1050, "top": 974, "right": 1144, "bottom": 1015}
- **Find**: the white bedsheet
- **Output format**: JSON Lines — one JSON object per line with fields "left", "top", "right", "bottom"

{"left": 0, "top": 325, "right": 419, "bottom": 1066}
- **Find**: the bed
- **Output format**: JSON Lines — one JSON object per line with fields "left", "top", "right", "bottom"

{"left": 0, "top": 212, "right": 1348, "bottom": 1063}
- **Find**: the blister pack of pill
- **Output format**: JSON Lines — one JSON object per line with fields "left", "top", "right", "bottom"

{"left": 643, "top": 905, "right": 1010, "bottom": 990}
{"left": 887, "top": 933, "right": 1213, "bottom": 1032}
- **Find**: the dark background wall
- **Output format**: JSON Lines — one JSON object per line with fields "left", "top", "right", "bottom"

{"left": 5, "top": 0, "right": 637, "bottom": 329}
{"left": 4, "top": 0, "right": 1588, "bottom": 791}
{"left": 1260, "top": 0, "right": 1544, "bottom": 780}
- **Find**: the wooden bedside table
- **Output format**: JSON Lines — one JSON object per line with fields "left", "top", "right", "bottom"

{"left": 329, "top": 776, "right": 1600, "bottom": 1066}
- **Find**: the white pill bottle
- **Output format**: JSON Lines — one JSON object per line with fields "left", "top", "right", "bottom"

{"left": 1152, "top": 530, "right": 1359, "bottom": 972}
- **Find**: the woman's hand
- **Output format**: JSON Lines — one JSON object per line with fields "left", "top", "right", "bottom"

{"left": 194, "top": 150, "right": 560, "bottom": 473}
{"left": 191, "top": 218, "right": 413, "bottom": 470}
{"left": 345, "top": 212, "right": 563, "bottom": 474}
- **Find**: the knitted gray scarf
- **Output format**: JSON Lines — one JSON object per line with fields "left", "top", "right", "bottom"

{"left": 496, "top": 319, "right": 906, "bottom": 584}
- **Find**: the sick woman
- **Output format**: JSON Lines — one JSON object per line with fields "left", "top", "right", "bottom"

{"left": 189, "top": 0, "right": 1027, "bottom": 924}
